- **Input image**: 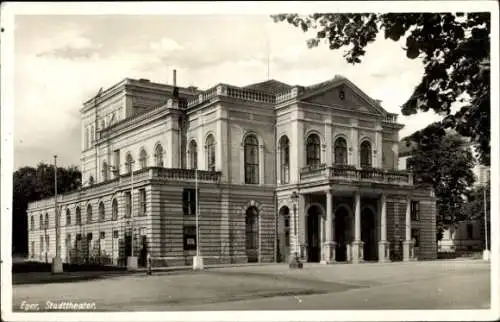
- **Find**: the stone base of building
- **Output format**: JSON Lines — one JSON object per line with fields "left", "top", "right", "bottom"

{"left": 402, "top": 240, "right": 415, "bottom": 261}
{"left": 378, "top": 241, "right": 390, "bottom": 263}
{"left": 192, "top": 256, "right": 204, "bottom": 270}
{"left": 350, "top": 240, "right": 364, "bottom": 264}
{"left": 127, "top": 256, "right": 138, "bottom": 271}
{"left": 51, "top": 257, "right": 63, "bottom": 274}
{"left": 321, "top": 241, "right": 337, "bottom": 264}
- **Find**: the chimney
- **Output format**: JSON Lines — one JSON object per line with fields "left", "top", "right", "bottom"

{"left": 173, "top": 69, "right": 179, "bottom": 98}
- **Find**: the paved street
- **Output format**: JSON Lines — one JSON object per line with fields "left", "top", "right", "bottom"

{"left": 12, "top": 260, "right": 490, "bottom": 311}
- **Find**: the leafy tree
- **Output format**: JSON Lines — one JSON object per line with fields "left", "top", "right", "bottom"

{"left": 271, "top": 12, "right": 490, "bottom": 166}
{"left": 404, "top": 130, "right": 476, "bottom": 239}
{"left": 12, "top": 163, "right": 82, "bottom": 255}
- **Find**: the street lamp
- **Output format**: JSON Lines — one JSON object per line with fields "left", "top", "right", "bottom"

{"left": 51, "top": 155, "right": 63, "bottom": 273}
{"left": 482, "top": 182, "right": 490, "bottom": 261}
{"left": 127, "top": 160, "right": 138, "bottom": 270}
{"left": 289, "top": 191, "right": 302, "bottom": 269}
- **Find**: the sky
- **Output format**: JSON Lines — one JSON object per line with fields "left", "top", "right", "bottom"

{"left": 12, "top": 12, "right": 448, "bottom": 170}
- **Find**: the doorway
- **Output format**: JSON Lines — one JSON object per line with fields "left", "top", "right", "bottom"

{"left": 306, "top": 205, "right": 322, "bottom": 262}
{"left": 361, "top": 207, "right": 377, "bottom": 261}
{"left": 335, "top": 206, "right": 350, "bottom": 262}
{"left": 277, "top": 206, "right": 291, "bottom": 263}
{"left": 245, "top": 206, "right": 259, "bottom": 263}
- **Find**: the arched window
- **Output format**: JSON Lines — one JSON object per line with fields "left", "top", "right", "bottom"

{"left": 279, "top": 136, "right": 290, "bottom": 184}
{"left": 334, "top": 137, "right": 348, "bottom": 166}
{"left": 112, "top": 199, "right": 118, "bottom": 221}
{"left": 154, "top": 144, "right": 164, "bottom": 167}
{"left": 30, "top": 216, "right": 34, "bottom": 231}
{"left": 125, "top": 153, "right": 134, "bottom": 174}
{"left": 45, "top": 213, "right": 49, "bottom": 229}
{"left": 102, "top": 161, "right": 108, "bottom": 181}
{"left": 66, "top": 209, "right": 71, "bottom": 226}
{"left": 244, "top": 134, "right": 259, "bottom": 184}
{"left": 39, "top": 214, "right": 43, "bottom": 230}
{"left": 360, "top": 141, "right": 372, "bottom": 168}
{"left": 245, "top": 206, "right": 259, "bottom": 263}
{"left": 306, "top": 133, "right": 321, "bottom": 167}
{"left": 206, "top": 135, "right": 216, "bottom": 171}
{"left": 139, "top": 149, "right": 148, "bottom": 169}
{"left": 99, "top": 202, "right": 105, "bottom": 222}
{"left": 189, "top": 140, "right": 198, "bottom": 169}
{"left": 86, "top": 204, "right": 93, "bottom": 223}
{"left": 76, "top": 207, "right": 82, "bottom": 225}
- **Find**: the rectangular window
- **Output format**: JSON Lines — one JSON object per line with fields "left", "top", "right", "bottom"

{"left": 100, "top": 231, "right": 106, "bottom": 239}
{"left": 40, "top": 236, "right": 43, "bottom": 253}
{"left": 139, "top": 189, "right": 147, "bottom": 216}
{"left": 182, "top": 188, "right": 198, "bottom": 216}
{"left": 411, "top": 228, "right": 420, "bottom": 247}
{"left": 410, "top": 201, "right": 420, "bottom": 221}
{"left": 113, "top": 230, "right": 119, "bottom": 239}
{"left": 183, "top": 225, "right": 197, "bottom": 250}
{"left": 124, "top": 191, "right": 132, "bottom": 218}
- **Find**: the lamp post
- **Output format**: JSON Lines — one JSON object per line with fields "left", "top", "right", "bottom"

{"left": 127, "top": 160, "right": 138, "bottom": 270}
{"left": 51, "top": 155, "right": 63, "bottom": 273}
{"left": 289, "top": 191, "right": 302, "bottom": 269}
{"left": 193, "top": 166, "right": 204, "bottom": 270}
{"left": 482, "top": 183, "right": 490, "bottom": 261}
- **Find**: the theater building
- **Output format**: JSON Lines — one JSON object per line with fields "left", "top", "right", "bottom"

{"left": 27, "top": 72, "right": 437, "bottom": 268}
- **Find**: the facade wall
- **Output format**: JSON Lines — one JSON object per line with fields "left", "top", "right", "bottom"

{"left": 28, "top": 76, "right": 438, "bottom": 266}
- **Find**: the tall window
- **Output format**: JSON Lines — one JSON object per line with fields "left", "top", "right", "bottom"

{"left": 183, "top": 226, "right": 197, "bottom": 250}
{"left": 183, "top": 188, "right": 197, "bottom": 216}
{"left": 139, "top": 189, "right": 147, "bottom": 216}
{"left": 139, "top": 149, "right": 148, "bottom": 169}
{"left": 39, "top": 214, "right": 43, "bottom": 230}
{"left": 360, "top": 141, "right": 372, "bottom": 168}
{"left": 112, "top": 199, "right": 118, "bottom": 221}
{"left": 189, "top": 140, "right": 198, "bottom": 169}
{"left": 86, "top": 204, "right": 93, "bottom": 223}
{"left": 280, "top": 136, "right": 290, "bottom": 184}
{"left": 306, "top": 134, "right": 321, "bottom": 167}
{"left": 66, "top": 209, "right": 71, "bottom": 226}
{"left": 411, "top": 200, "right": 420, "bottom": 221}
{"left": 206, "top": 135, "right": 216, "bottom": 171}
{"left": 45, "top": 213, "right": 49, "bottom": 229}
{"left": 124, "top": 192, "right": 132, "bottom": 218}
{"left": 76, "top": 207, "right": 82, "bottom": 225}
{"left": 334, "top": 137, "right": 348, "bottom": 165}
{"left": 102, "top": 161, "right": 108, "bottom": 181}
{"left": 89, "top": 176, "right": 94, "bottom": 185}
{"left": 245, "top": 207, "right": 259, "bottom": 250}
{"left": 244, "top": 134, "right": 259, "bottom": 184}
{"left": 125, "top": 153, "right": 134, "bottom": 174}
{"left": 98, "top": 202, "right": 105, "bottom": 222}
{"left": 30, "top": 216, "right": 34, "bottom": 231}
{"left": 40, "top": 236, "right": 43, "bottom": 255}
{"left": 154, "top": 144, "right": 164, "bottom": 167}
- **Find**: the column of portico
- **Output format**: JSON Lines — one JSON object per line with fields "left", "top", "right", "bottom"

{"left": 378, "top": 194, "right": 390, "bottom": 262}
{"left": 321, "top": 189, "right": 336, "bottom": 264}
{"left": 403, "top": 197, "right": 413, "bottom": 261}
{"left": 351, "top": 192, "right": 364, "bottom": 263}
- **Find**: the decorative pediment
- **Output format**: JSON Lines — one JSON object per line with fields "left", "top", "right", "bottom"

{"left": 300, "top": 77, "right": 387, "bottom": 116}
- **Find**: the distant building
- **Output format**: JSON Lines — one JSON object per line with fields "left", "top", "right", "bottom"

{"left": 27, "top": 73, "right": 437, "bottom": 268}
{"left": 398, "top": 137, "right": 486, "bottom": 253}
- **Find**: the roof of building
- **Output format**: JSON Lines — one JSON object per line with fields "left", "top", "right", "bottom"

{"left": 243, "top": 79, "right": 294, "bottom": 94}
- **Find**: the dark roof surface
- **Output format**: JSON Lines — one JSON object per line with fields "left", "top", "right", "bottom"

{"left": 243, "top": 79, "right": 293, "bottom": 95}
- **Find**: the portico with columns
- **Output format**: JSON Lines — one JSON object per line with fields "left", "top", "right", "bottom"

{"left": 279, "top": 184, "right": 419, "bottom": 264}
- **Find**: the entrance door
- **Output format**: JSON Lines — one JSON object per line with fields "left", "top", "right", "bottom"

{"left": 277, "top": 206, "right": 291, "bottom": 263}
{"left": 361, "top": 208, "right": 377, "bottom": 261}
{"left": 307, "top": 206, "right": 321, "bottom": 263}
{"left": 245, "top": 206, "right": 259, "bottom": 263}
{"left": 335, "top": 207, "right": 349, "bottom": 262}
{"left": 124, "top": 234, "right": 132, "bottom": 258}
